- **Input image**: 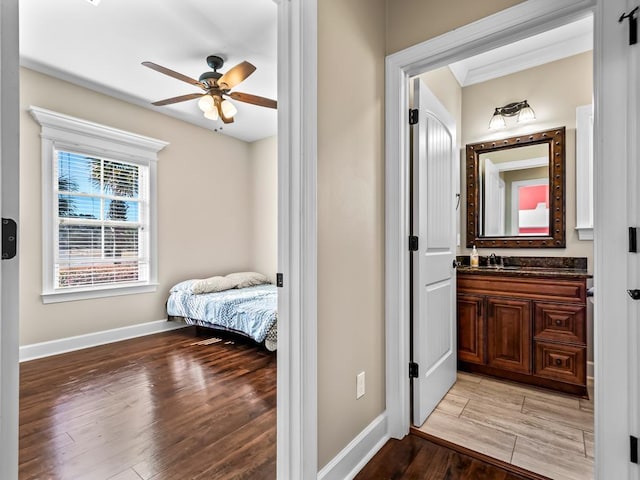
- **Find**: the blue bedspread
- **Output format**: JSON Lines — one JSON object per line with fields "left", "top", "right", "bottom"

{"left": 167, "top": 284, "right": 277, "bottom": 344}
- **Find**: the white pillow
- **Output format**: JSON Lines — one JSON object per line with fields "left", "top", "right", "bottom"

{"left": 225, "top": 271, "right": 269, "bottom": 288}
{"left": 191, "top": 276, "right": 236, "bottom": 294}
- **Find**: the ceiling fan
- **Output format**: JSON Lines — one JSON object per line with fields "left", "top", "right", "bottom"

{"left": 142, "top": 55, "right": 277, "bottom": 125}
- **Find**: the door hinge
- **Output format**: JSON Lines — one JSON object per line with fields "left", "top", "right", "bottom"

{"left": 409, "top": 235, "right": 419, "bottom": 252}
{"left": 631, "top": 435, "right": 638, "bottom": 464}
{"left": 409, "top": 109, "right": 418, "bottom": 125}
{"left": 276, "top": 273, "right": 284, "bottom": 288}
{"left": 409, "top": 362, "right": 419, "bottom": 378}
{"left": 2, "top": 218, "right": 16, "bottom": 260}
{"left": 619, "top": 7, "right": 639, "bottom": 46}
{"left": 630, "top": 227, "right": 637, "bottom": 253}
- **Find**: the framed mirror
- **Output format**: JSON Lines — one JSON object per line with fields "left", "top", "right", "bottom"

{"left": 466, "top": 127, "right": 565, "bottom": 248}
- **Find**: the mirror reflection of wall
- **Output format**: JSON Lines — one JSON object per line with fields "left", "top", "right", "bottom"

{"left": 479, "top": 143, "right": 549, "bottom": 237}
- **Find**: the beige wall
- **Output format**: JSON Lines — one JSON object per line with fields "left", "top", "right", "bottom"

{"left": 249, "top": 135, "right": 278, "bottom": 282}
{"left": 385, "top": 0, "right": 524, "bottom": 54}
{"left": 317, "top": 0, "right": 386, "bottom": 468}
{"left": 460, "top": 52, "right": 594, "bottom": 270}
{"left": 19, "top": 67, "right": 277, "bottom": 345}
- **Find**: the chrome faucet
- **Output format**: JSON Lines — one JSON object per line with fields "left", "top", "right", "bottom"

{"left": 489, "top": 253, "right": 503, "bottom": 268}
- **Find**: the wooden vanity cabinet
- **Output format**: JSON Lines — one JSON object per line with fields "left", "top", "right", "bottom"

{"left": 457, "top": 272, "right": 588, "bottom": 396}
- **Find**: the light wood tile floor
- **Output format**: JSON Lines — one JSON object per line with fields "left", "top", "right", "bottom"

{"left": 416, "top": 372, "right": 594, "bottom": 480}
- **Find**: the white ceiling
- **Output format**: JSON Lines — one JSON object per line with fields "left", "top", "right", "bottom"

{"left": 19, "top": 3, "right": 591, "bottom": 143}
{"left": 19, "top": 0, "right": 277, "bottom": 143}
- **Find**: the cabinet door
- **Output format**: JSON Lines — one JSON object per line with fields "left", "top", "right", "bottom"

{"left": 457, "top": 294, "right": 485, "bottom": 364}
{"left": 487, "top": 297, "right": 531, "bottom": 374}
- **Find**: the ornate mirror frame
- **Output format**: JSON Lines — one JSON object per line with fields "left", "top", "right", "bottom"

{"left": 466, "top": 126, "right": 566, "bottom": 248}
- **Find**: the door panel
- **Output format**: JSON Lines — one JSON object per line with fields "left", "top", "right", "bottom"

{"left": 457, "top": 294, "right": 485, "bottom": 364}
{"left": 412, "top": 78, "right": 457, "bottom": 427}
{"left": 487, "top": 298, "right": 531, "bottom": 374}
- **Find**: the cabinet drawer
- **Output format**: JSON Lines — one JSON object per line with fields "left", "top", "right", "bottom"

{"left": 535, "top": 341, "right": 586, "bottom": 385}
{"left": 534, "top": 303, "right": 586, "bottom": 344}
{"left": 458, "top": 274, "right": 586, "bottom": 303}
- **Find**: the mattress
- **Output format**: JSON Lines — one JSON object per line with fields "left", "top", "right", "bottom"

{"left": 167, "top": 283, "right": 277, "bottom": 350}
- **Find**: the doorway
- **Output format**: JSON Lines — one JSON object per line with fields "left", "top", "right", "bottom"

{"left": 409, "top": 21, "right": 594, "bottom": 479}
{"left": 0, "top": 0, "right": 318, "bottom": 478}
{"left": 385, "top": 1, "right": 638, "bottom": 479}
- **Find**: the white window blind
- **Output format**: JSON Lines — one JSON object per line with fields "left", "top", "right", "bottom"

{"left": 55, "top": 151, "right": 149, "bottom": 288}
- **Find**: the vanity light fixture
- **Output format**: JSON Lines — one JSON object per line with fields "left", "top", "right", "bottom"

{"left": 489, "top": 100, "right": 536, "bottom": 130}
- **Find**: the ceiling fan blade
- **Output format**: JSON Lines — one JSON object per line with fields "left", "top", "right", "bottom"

{"left": 214, "top": 96, "right": 234, "bottom": 124}
{"left": 217, "top": 61, "right": 256, "bottom": 90}
{"left": 151, "top": 93, "right": 204, "bottom": 106}
{"left": 142, "top": 61, "right": 204, "bottom": 88}
{"left": 228, "top": 91, "right": 277, "bottom": 109}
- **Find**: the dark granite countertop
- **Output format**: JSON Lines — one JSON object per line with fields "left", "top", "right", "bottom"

{"left": 456, "top": 255, "right": 592, "bottom": 279}
{"left": 456, "top": 265, "right": 592, "bottom": 279}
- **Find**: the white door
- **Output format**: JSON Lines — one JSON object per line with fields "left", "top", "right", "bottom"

{"left": 0, "top": 0, "right": 20, "bottom": 478}
{"left": 411, "top": 78, "right": 457, "bottom": 426}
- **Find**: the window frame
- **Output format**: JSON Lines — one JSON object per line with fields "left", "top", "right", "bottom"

{"left": 30, "top": 106, "right": 168, "bottom": 303}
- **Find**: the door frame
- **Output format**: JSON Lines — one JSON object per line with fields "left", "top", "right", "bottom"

{"left": 385, "top": 0, "right": 634, "bottom": 477}
{"left": 0, "top": 0, "right": 20, "bottom": 477}
{"left": 0, "top": 0, "right": 319, "bottom": 478}
{"left": 275, "top": 0, "right": 318, "bottom": 478}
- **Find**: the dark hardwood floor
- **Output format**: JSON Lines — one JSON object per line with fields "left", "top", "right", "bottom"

{"left": 19, "top": 327, "right": 276, "bottom": 480}
{"left": 20, "top": 327, "right": 538, "bottom": 480}
{"left": 355, "top": 435, "right": 530, "bottom": 480}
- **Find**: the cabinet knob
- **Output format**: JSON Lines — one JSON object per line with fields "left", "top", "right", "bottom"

{"left": 555, "top": 358, "right": 563, "bottom": 366}
{"left": 555, "top": 319, "right": 562, "bottom": 326}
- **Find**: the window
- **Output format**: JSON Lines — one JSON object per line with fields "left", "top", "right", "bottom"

{"left": 30, "top": 107, "right": 168, "bottom": 303}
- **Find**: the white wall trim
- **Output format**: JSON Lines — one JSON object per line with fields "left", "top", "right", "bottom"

{"left": 317, "top": 413, "right": 388, "bottom": 480}
{"left": 448, "top": 21, "right": 592, "bottom": 87}
{"left": 385, "top": 0, "right": 597, "bottom": 443}
{"left": 275, "top": 0, "right": 318, "bottom": 478}
{"left": 19, "top": 319, "right": 187, "bottom": 362}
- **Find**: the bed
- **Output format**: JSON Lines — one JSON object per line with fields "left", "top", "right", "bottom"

{"left": 167, "top": 273, "right": 277, "bottom": 351}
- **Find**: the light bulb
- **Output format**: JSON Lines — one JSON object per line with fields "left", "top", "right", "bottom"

{"left": 220, "top": 99, "right": 237, "bottom": 118}
{"left": 517, "top": 103, "right": 536, "bottom": 123}
{"left": 198, "top": 95, "right": 215, "bottom": 112}
{"left": 204, "top": 108, "right": 219, "bottom": 121}
{"left": 488, "top": 109, "right": 506, "bottom": 130}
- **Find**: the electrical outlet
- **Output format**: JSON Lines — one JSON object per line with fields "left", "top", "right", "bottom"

{"left": 356, "top": 371, "right": 365, "bottom": 399}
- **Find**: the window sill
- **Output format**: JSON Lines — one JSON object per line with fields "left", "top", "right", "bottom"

{"left": 41, "top": 283, "right": 159, "bottom": 304}
{"left": 576, "top": 226, "right": 594, "bottom": 241}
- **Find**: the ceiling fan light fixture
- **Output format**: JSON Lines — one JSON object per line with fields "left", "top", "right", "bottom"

{"left": 221, "top": 99, "right": 237, "bottom": 118}
{"left": 204, "top": 109, "right": 219, "bottom": 121}
{"left": 198, "top": 95, "right": 215, "bottom": 113}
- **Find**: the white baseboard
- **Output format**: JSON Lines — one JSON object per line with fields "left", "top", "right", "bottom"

{"left": 20, "top": 319, "right": 187, "bottom": 362}
{"left": 587, "top": 360, "right": 594, "bottom": 380}
{"left": 317, "top": 413, "right": 389, "bottom": 480}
